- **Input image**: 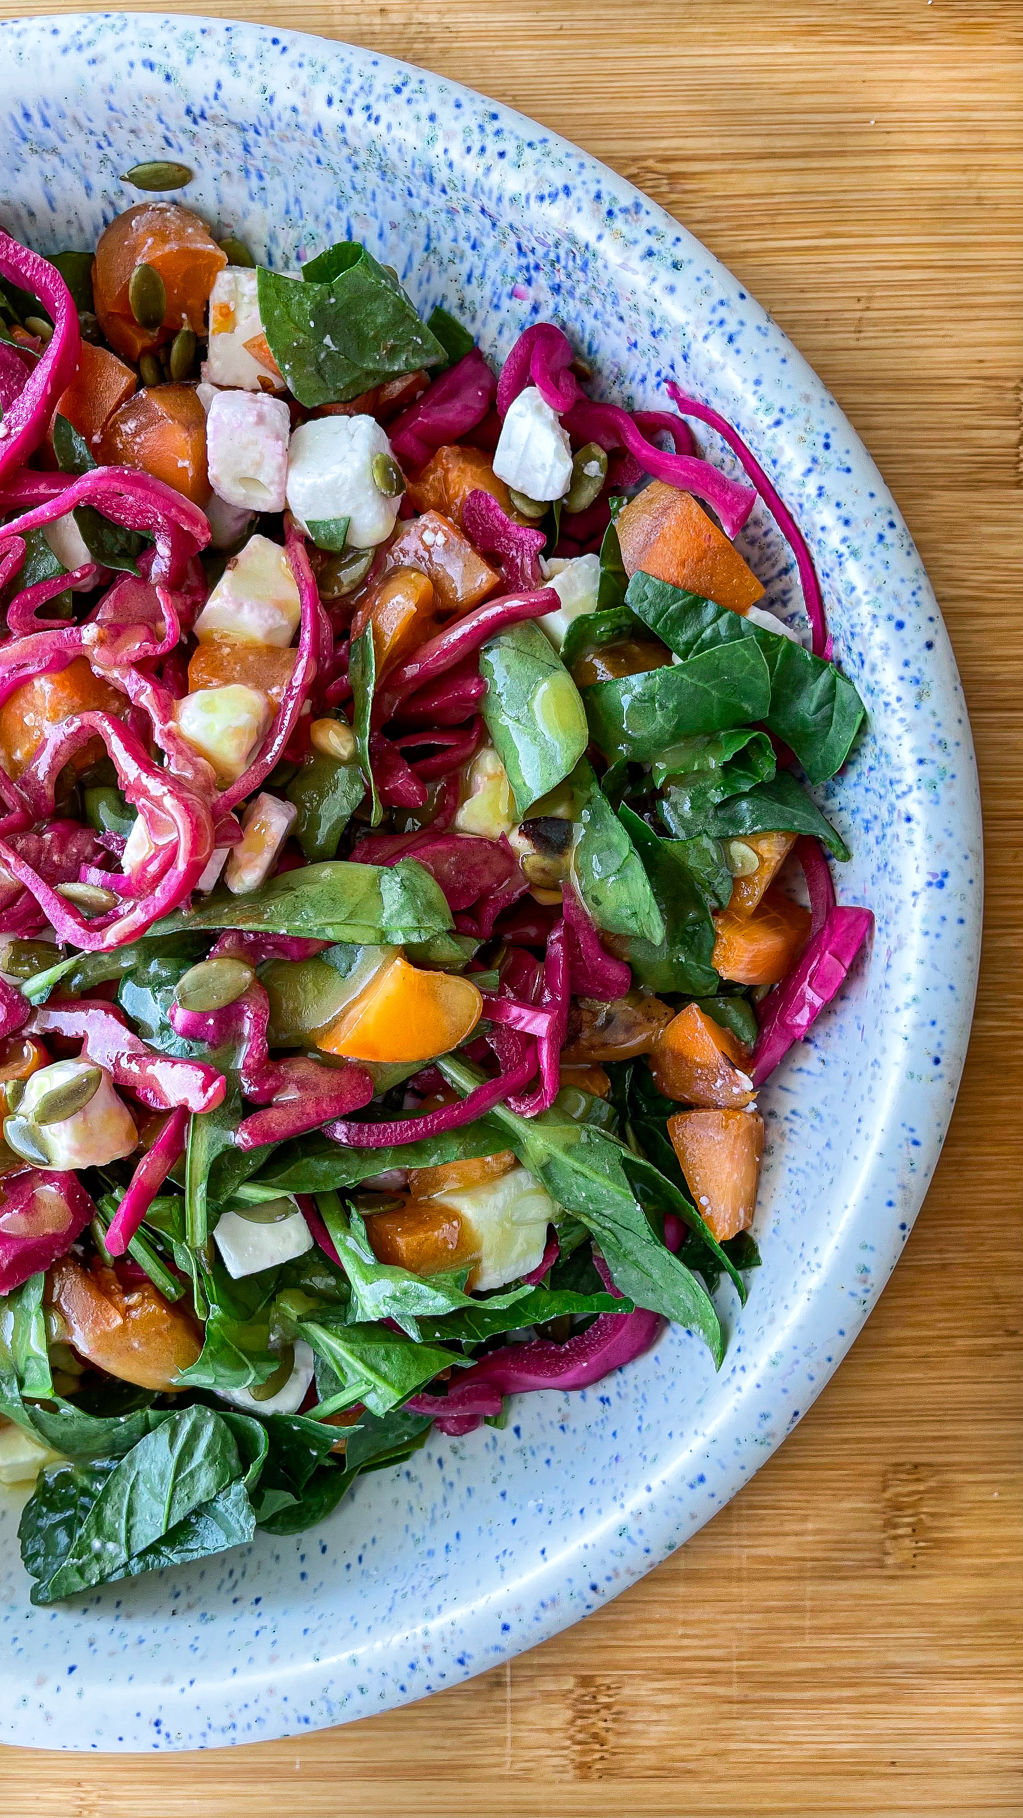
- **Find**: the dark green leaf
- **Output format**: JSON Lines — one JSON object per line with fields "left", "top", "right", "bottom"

{"left": 252, "top": 1118, "right": 509, "bottom": 1195}
{"left": 425, "top": 305, "right": 475, "bottom": 368}
{"left": 292, "top": 1314, "right": 466, "bottom": 1417}
{"left": 583, "top": 639, "right": 772, "bottom": 763}
{"left": 305, "top": 517, "right": 350, "bottom": 551}
{"left": 596, "top": 515, "right": 629, "bottom": 611}
{"left": 72, "top": 505, "right": 149, "bottom": 575}
{"left": 418, "top": 1285, "right": 624, "bottom": 1345}
{"left": 50, "top": 251, "right": 94, "bottom": 313}
{"left": 560, "top": 605, "right": 638, "bottom": 674}
{"left": 52, "top": 412, "right": 97, "bottom": 475}
{"left": 0, "top": 1273, "right": 53, "bottom": 1400}
{"left": 625, "top": 571, "right": 749, "bottom": 658}
{"left": 117, "top": 954, "right": 207, "bottom": 1058}
{"left": 651, "top": 727, "right": 777, "bottom": 793}
{"left": 480, "top": 620, "right": 590, "bottom": 815}
{"left": 668, "top": 832, "right": 734, "bottom": 912}
{"left": 697, "top": 769, "right": 850, "bottom": 861}
{"left": 149, "top": 857, "right": 453, "bottom": 946}
{"left": 614, "top": 805, "right": 717, "bottom": 994}
{"left": 569, "top": 763, "right": 664, "bottom": 945}
{"left": 349, "top": 625, "right": 381, "bottom": 826}
{"left": 12, "top": 526, "right": 65, "bottom": 591}
{"left": 257, "top": 246, "right": 445, "bottom": 408}
{"left": 286, "top": 753, "right": 366, "bottom": 861}
{"left": 751, "top": 631, "right": 865, "bottom": 785}
{"left": 694, "top": 994, "right": 759, "bottom": 1048}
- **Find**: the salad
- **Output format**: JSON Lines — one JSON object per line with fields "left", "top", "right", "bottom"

{"left": 0, "top": 187, "right": 871, "bottom": 1605}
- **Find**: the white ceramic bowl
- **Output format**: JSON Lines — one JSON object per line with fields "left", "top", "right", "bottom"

{"left": 0, "top": 14, "right": 981, "bottom": 1751}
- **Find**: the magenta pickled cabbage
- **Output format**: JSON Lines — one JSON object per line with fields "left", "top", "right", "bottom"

{"left": 0, "top": 1169, "right": 97, "bottom": 1295}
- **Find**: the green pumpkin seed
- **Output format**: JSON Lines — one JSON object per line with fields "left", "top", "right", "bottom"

{"left": 175, "top": 956, "right": 254, "bottom": 1013}
{"left": 217, "top": 236, "right": 255, "bottom": 268}
{"left": 128, "top": 262, "right": 167, "bottom": 333}
{"left": 2, "top": 940, "right": 60, "bottom": 982}
{"left": 249, "top": 1343, "right": 296, "bottom": 1402}
{"left": 508, "top": 487, "right": 547, "bottom": 520}
{"left": 563, "top": 442, "right": 608, "bottom": 515}
{"left": 138, "top": 351, "right": 163, "bottom": 388}
{"left": 55, "top": 882, "right": 118, "bottom": 914}
{"left": 4, "top": 1079, "right": 25, "bottom": 1114}
{"left": 24, "top": 315, "right": 53, "bottom": 345}
{"left": 169, "top": 327, "right": 197, "bottom": 381}
{"left": 371, "top": 452, "right": 405, "bottom": 498}
{"left": 233, "top": 1198, "right": 294, "bottom": 1226}
{"left": 122, "top": 160, "right": 194, "bottom": 192}
{"left": 725, "top": 838, "right": 760, "bottom": 877}
{"left": 3, "top": 1116, "right": 50, "bottom": 1167}
{"left": 316, "top": 546, "right": 375, "bottom": 599}
{"left": 32, "top": 1064, "right": 103, "bottom": 1127}
{"left": 310, "top": 717, "right": 357, "bottom": 763}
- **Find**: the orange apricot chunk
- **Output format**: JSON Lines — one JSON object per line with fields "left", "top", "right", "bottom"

{"left": 93, "top": 201, "right": 227, "bottom": 361}
{"left": 364, "top": 1199, "right": 480, "bottom": 1279}
{"left": 668, "top": 1107, "right": 765, "bottom": 1241}
{"left": 187, "top": 640, "right": 297, "bottom": 708}
{"left": 727, "top": 831, "right": 798, "bottom": 917}
{"left": 49, "top": 1255, "right": 201, "bottom": 1392}
{"left": 53, "top": 342, "right": 137, "bottom": 450}
{"left": 100, "top": 383, "right": 209, "bottom": 504}
{"left": 315, "top": 954, "right": 483, "bottom": 1065}
{"left": 712, "top": 888, "right": 811, "bottom": 986}
{"left": 407, "top": 1151, "right": 517, "bottom": 1200}
{"left": 350, "top": 566, "right": 440, "bottom": 675}
{"left": 405, "top": 445, "right": 525, "bottom": 528}
{"left": 649, "top": 1003, "right": 755, "bottom": 1108}
{"left": 615, "top": 481, "right": 764, "bottom": 615}
{"left": 0, "top": 657, "right": 125, "bottom": 779}
{"left": 384, "top": 510, "right": 499, "bottom": 614}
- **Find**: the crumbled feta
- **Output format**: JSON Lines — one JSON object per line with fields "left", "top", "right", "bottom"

{"left": 204, "top": 268, "right": 286, "bottom": 393}
{"left": 18, "top": 1059, "right": 137, "bottom": 1171}
{"left": 193, "top": 534, "right": 302, "bottom": 647}
{"left": 0, "top": 1424, "right": 63, "bottom": 1486}
{"left": 174, "top": 684, "right": 273, "bottom": 785}
{"left": 538, "top": 552, "right": 601, "bottom": 649}
{"left": 42, "top": 513, "right": 94, "bottom": 586}
{"left": 224, "top": 792, "right": 298, "bottom": 894}
{"left": 207, "top": 390, "right": 290, "bottom": 513}
{"left": 493, "top": 385, "right": 573, "bottom": 502}
{"left": 213, "top": 1199, "right": 313, "bottom": 1279}
{"left": 286, "top": 415, "right": 403, "bottom": 549}
{"left": 216, "top": 1340, "right": 316, "bottom": 1416}
{"left": 453, "top": 745, "right": 518, "bottom": 840}
{"left": 429, "top": 1165, "right": 555, "bottom": 1291}
{"left": 745, "top": 603, "right": 806, "bottom": 646}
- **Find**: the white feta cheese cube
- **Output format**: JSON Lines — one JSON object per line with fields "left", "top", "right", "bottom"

{"left": 286, "top": 415, "right": 402, "bottom": 549}
{"left": 42, "top": 513, "right": 95, "bottom": 586}
{"left": 215, "top": 1340, "right": 315, "bottom": 1416}
{"left": 493, "top": 385, "right": 574, "bottom": 503}
{"left": 430, "top": 1165, "right": 555, "bottom": 1291}
{"left": 174, "top": 684, "right": 273, "bottom": 784}
{"left": 205, "top": 268, "right": 286, "bottom": 393}
{"left": 213, "top": 1199, "right": 313, "bottom": 1279}
{"left": 0, "top": 1423, "right": 63, "bottom": 1486}
{"left": 225, "top": 792, "right": 298, "bottom": 894}
{"left": 538, "top": 552, "right": 601, "bottom": 649}
{"left": 207, "top": 390, "right": 290, "bottom": 513}
{"left": 193, "top": 534, "right": 301, "bottom": 648}
{"left": 745, "top": 603, "right": 807, "bottom": 646}
{"left": 18, "top": 1059, "right": 137, "bottom": 1171}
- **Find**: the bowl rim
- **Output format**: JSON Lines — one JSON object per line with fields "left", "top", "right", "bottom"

{"left": 0, "top": 10, "right": 982, "bottom": 1751}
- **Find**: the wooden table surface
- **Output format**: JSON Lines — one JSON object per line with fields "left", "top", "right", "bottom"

{"left": 0, "top": 2, "right": 1020, "bottom": 1812}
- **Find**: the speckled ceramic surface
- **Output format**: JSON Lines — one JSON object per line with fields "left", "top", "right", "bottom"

{"left": 0, "top": 12, "right": 981, "bottom": 1752}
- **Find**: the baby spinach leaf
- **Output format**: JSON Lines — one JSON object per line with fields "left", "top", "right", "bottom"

{"left": 583, "top": 639, "right": 771, "bottom": 764}
{"left": 257, "top": 245, "right": 445, "bottom": 408}
{"left": 19, "top": 1404, "right": 254, "bottom": 1604}
{"left": 480, "top": 620, "right": 590, "bottom": 815}
{"left": 437, "top": 1056, "right": 723, "bottom": 1362}
{"left": 0, "top": 1273, "right": 53, "bottom": 1401}
{"left": 50, "top": 251, "right": 95, "bottom": 313}
{"left": 349, "top": 625, "right": 382, "bottom": 827}
{"left": 751, "top": 632, "right": 865, "bottom": 785}
{"left": 286, "top": 753, "right": 366, "bottom": 861}
{"left": 342, "top": 1405, "right": 434, "bottom": 1475}
{"left": 426, "top": 304, "right": 475, "bottom": 368}
{"left": 417, "top": 1285, "right": 624, "bottom": 1345}
{"left": 13, "top": 526, "right": 66, "bottom": 592}
{"left": 666, "top": 831, "right": 734, "bottom": 912}
{"left": 185, "top": 1082, "right": 241, "bottom": 1257}
{"left": 175, "top": 1304, "right": 280, "bottom": 1393}
{"left": 623, "top": 1154, "right": 745, "bottom": 1301}
{"left": 693, "top": 994, "right": 759, "bottom": 1048}
{"left": 614, "top": 805, "right": 717, "bottom": 995}
{"left": 597, "top": 513, "right": 629, "bottom": 611}
{"left": 72, "top": 505, "right": 149, "bottom": 575}
{"left": 695, "top": 769, "right": 851, "bottom": 861}
{"left": 651, "top": 727, "right": 777, "bottom": 793}
{"left": 52, "top": 412, "right": 97, "bottom": 475}
{"left": 252, "top": 1118, "right": 509, "bottom": 1195}
{"left": 13, "top": 1394, "right": 167, "bottom": 1461}
{"left": 625, "top": 570, "right": 747, "bottom": 658}
{"left": 569, "top": 763, "right": 664, "bottom": 945}
{"left": 117, "top": 954, "right": 207, "bottom": 1058}
{"left": 560, "top": 605, "right": 637, "bottom": 674}
{"left": 305, "top": 516, "right": 350, "bottom": 552}
{"left": 319, "top": 1200, "right": 536, "bottom": 1339}
{"left": 150, "top": 857, "right": 453, "bottom": 946}
{"left": 290, "top": 1313, "right": 466, "bottom": 1418}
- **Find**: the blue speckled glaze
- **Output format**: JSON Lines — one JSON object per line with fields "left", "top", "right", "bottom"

{"left": 0, "top": 13, "right": 981, "bottom": 1753}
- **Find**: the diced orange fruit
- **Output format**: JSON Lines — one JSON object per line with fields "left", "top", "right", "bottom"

{"left": 615, "top": 481, "right": 764, "bottom": 615}
{"left": 0, "top": 657, "right": 125, "bottom": 778}
{"left": 571, "top": 638, "right": 674, "bottom": 686}
{"left": 563, "top": 991, "right": 673, "bottom": 1064}
{"left": 48, "top": 1255, "right": 201, "bottom": 1391}
{"left": 0, "top": 1036, "right": 48, "bottom": 1113}
{"left": 559, "top": 1063, "right": 612, "bottom": 1098}
{"left": 316, "top": 954, "right": 483, "bottom": 1064}
{"left": 727, "top": 831, "right": 797, "bottom": 917}
{"left": 364, "top": 1199, "right": 480, "bottom": 1278}
{"left": 407, "top": 1150, "right": 516, "bottom": 1199}
{"left": 384, "top": 510, "right": 499, "bottom": 615}
{"left": 649, "top": 1003, "right": 755, "bottom": 1107}
{"left": 188, "top": 640, "right": 297, "bottom": 708}
{"left": 712, "top": 888, "right": 811, "bottom": 986}
{"left": 100, "top": 383, "right": 209, "bottom": 505}
{"left": 242, "top": 331, "right": 283, "bottom": 383}
{"left": 667, "top": 1107, "right": 765, "bottom": 1241}
{"left": 54, "top": 342, "right": 137, "bottom": 450}
{"left": 405, "top": 445, "right": 525, "bottom": 529}
{"left": 350, "top": 566, "right": 440, "bottom": 675}
{"left": 92, "top": 201, "right": 227, "bottom": 361}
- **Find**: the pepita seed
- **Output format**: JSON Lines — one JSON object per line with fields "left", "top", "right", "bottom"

{"left": 4, "top": 1079, "right": 24, "bottom": 1114}
{"left": 32, "top": 1064, "right": 103, "bottom": 1127}
{"left": 508, "top": 487, "right": 547, "bottom": 520}
{"left": 23, "top": 314, "right": 53, "bottom": 345}
{"left": 725, "top": 839, "right": 760, "bottom": 877}
{"left": 122, "top": 160, "right": 194, "bottom": 192}
{"left": 169, "top": 327, "right": 197, "bottom": 381}
{"left": 174, "top": 956, "right": 254, "bottom": 1014}
{"left": 138, "top": 351, "right": 163, "bottom": 388}
{"left": 3, "top": 1117, "right": 50, "bottom": 1167}
{"left": 3, "top": 940, "right": 59, "bottom": 982}
{"left": 128, "top": 262, "right": 167, "bottom": 333}
{"left": 250, "top": 1343, "right": 296, "bottom": 1402}
{"left": 217, "top": 236, "right": 255, "bottom": 268}
{"left": 55, "top": 882, "right": 118, "bottom": 914}
{"left": 316, "top": 546, "right": 375, "bottom": 599}
{"left": 371, "top": 451, "right": 405, "bottom": 498}
{"left": 310, "top": 717, "right": 357, "bottom": 763}
{"left": 563, "top": 441, "right": 608, "bottom": 515}
{"left": 234, "top": 1200, "right": 293, "bottom": 1226}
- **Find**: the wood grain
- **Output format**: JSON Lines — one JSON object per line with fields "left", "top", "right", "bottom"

{"left": 1, "top": 3, "right": 1021, "bottom": 1812}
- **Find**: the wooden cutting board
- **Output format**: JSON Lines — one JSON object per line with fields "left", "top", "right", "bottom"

{"left": 0, "top": 3, "right": 1020, "bottom": 1813}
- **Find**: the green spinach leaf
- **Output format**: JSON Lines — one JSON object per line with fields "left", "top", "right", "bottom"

{"left": 690, "top": 769, "right": 851, "bottom": 861}
{"left": 480, "top": 620, "right": 590, "bottom": 815}
{"left": 149, "top": 857, "right": 453, "bottom": 946}
{"left": 569, "top": 763, "right": 664, "bottom": 945}
{"left": 583, "top": 638, "right": 771, "bottom": 763}
{"left": 614, "top": 805, "right": 717, "bottom": 994}
{"left": 52, "top": 412, "right": 97, "bottom": 476}
{"left": 288, "top": 1312, "right": 466, "bottom": 1418}
{"left": 0, "top": 1274, "right": 53, "bottom": 1401}
{"left": 426, "top": 305, "right": 475, "bottom": 368}
{"left": 349, "top": 624, "right": 381, "bottom": 826}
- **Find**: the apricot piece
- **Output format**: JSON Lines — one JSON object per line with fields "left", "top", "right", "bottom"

{"left": 48, "top": 1255, "right": 201, "bottom": 1391}
{"left": 316, "top": 954, "right": 483, "bottom": 1065}
{"left": 384, "top": 510, "right": 499, "bottom": 614}
{"left": 712, "top": 888, "right": 811, "bottom": 986}
{"left": 54, "top": 342, "right": 137, "bottom": 450}
{"left": 727, "top": 831, "right": 798, "bottom": 917}
{"left": 668, "top": 1107, "right": 765, "bottom": 1240}
{"left": 649, "top": 1003, "right": 755, "bottom": 1108}
{"left": 93, "top": 201, "right": 226, "bottom": 361}
{"left": 0, "top": 658, "right": 124, "bottom": 779}
{"left": 615, "top": 481, "right": 764, "bottom": 614}
{"left": 350, "top": 566, "right": 440, "bottom": 675}
{"left": 187, "top": 640, "right": 297, "bottom": 708}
